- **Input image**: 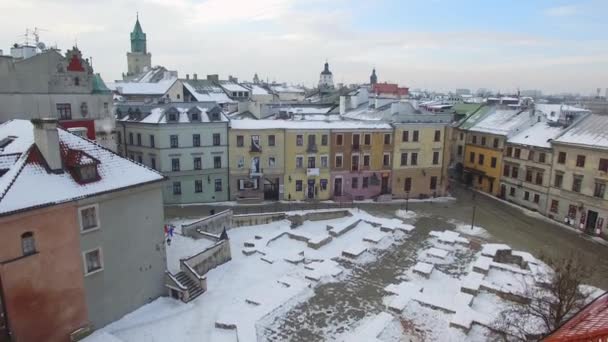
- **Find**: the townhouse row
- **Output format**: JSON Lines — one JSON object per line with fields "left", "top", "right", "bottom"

{"left": 452, "top": 104, "right": 608, "bottom": 238}
{"left": 116, "top": 104, "right": 451, "bottom": 204}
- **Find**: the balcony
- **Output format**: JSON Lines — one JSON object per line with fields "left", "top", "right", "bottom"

{"left": 250, "top": 167, "right": 263, "bottom": 177}
{"left": 306, "top": 144, "right": 318, "bottom": 153}
{"left": 307, "top": 168, "right": 320, "bottom": 176}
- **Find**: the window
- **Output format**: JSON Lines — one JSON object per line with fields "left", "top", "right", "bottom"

{"left": 568, "top": 205, "right": 577, "bottom": 218}
{"left": 550, "top": 200, "right": 559, "bottom": 213}
{"left": 433, "top": 151, "right": 440, "bottom": 165}
{"left": 491, "top": 157, "right": 497, "bottom": 168}
{"left": 576, "top": 155, "right": 585, "bottom": 167}
{"left": 457, "top": 145, "right": 463, "bottom": 156}
{"left": 268, "top": 135, "right": 276, "bottom": 146}
{"left": 554, "top": 172, "right": 563, "bottom": 188}
{"left": 434, "top": 130, "right": 441, "bottom": 142}
{"left": 80, "top": 205, "right": 99, "bottom": 232}
{"left": 509, "top": 187, "right": 515, "bottom": 196}
{"left": 173, "top": 181, "right": 182, "bottom": 195}
{"left": 170, "top": 135, "right": 179, "bottom": 148}
{"left": 194, "top": 157, "right": 202, "bottom": 170}
{"left": 129, "top": 132, "right": 134, "bottom": 145}
{"left": 56, "top": 103, "right": 72, "bottom": 120}
{"left": 400, "top": 152, "right": 408, "bottom": 166}
{"left": 600, "top": 158, "right": 608, "bottom": 172}
{"left": 472, "top": 135, "right": 477, "bottom": 144}
{"left": 320, "top": 179, "right": 328, "bottom": 191}
{"left": 321, "top": 134, "right": 328, "bottom": 146}
{"left": 493, "top": 138, "right": 499, "bottom": 148}
{"left": 524, "top": 191, "right": 530, "bottom": 201}
{"left": 237, "top": 135, "right": 244, "bottom": 147}
{"left": 193, "top": 134, "right": 201, "bottom": 147}
{"left": 383, "top": 153, "right": 390, "bottom": 167}
{"left": 195, "top": 180, "right": 203, "bottom": 193}
{"left": 535, "top": 172, "right": 543, "bottom": 185}
{"left": 533, "top": 194, "right": 540, "bottom": 204}
{"left": 21, "top": 232, "right": 36, "bottom": 255}
{"left": 469, "top": 152, "right": 475, "bottom": 163}
{"left": 525, "top": 169, "right": 533, "bottom": 182}
{"left": 503, "top": 165, "right": 510, "bottom": 177}
{"left": 296, "top": 135, "right": 303, "bottom": 146}
{"left": 539, "top": 153, "right": 546, "bottom": 163}
{"left": 362, "top": 177, "right": 369, "bottom": 188}
{"left": 172, "top": 158, "right": 180, "bottom": 171}
{"left": 214, "top": 156, "right": 222, "bottom": 169}
{"left": 572, "top": 175, "right": 583, "bottom": 192}
{"left": 478, "top": 153, "right": 484, "bottom": 165}
{"left": 352, "top": 134, "right": 360, "bottom": 149}
{"left": 404, "top": 177, "right": 412, "bottom": 192}
{"left": 151, "top": 157, "right": 156, "bottom": 170}
{"left": 191, "top": 112, "right": 199, "bottom": 121}
{"left": 168, "top": 113, "right": 177, "bottom": 122}
{"left": 117, "top": 132, "right": 122, "bottom": 144}
{"left": 321, "top": 155, "right": 328, "bottom": 168}
{"left": 137, "top": 155, "right": 143, "bottom": 164}
{"left": 296, "top": 156, "right": 304, "bottom": 168}
{"left": 402, "top": 131, "right": 409, "bottom": 142}
{"left": 352, "top": 177, "right": 359, "bottom": 189}
{"left": 308, "top": 156, "right": 316, "bottom": 168}
{"left": 481, "top": 137, "right": 486, "bottom": 146}
{"left": 512, "top": 166, "right": 519, "bottom": 179}
{"left": 295, "top": 180, "right": 303, "bottom": 191}
{"left": 384, "top": 134, "right": 391, "bottom": 145}
{"left": 363, "top": 155, "right": 370, "bottom": 167}
{"left": 214, "top": 179, "right": 222, "bottom": 192}
{"left": 528, "top": 150, "right": 535, "bottom": 161}
{"left": 430, "top": 176, "right": 437, "bottom": 190}
{"left": 213, "top": 133, "right": 221, "bottom": 146}
{"left": 558, "top": 152, "right": 566, "bottom": 164}
{"left": 336, "top": 134, "right": 343, "bottom": 146}
{"left": 150, "top": 135, "right": 155, "bottom": 148}
{"left": 335, "top": 155, "right": 343, "bottom": 168}
{"left": 268, "top": 156, "right": 276, "bottom": 168}
{"left": 459, "top": 132, "right": 464, "bottom": 141}
{"left": 594, "top": 182, "right": 606, "bottom": 198}
{"left": 413, "top": 131, "right": 419, "bottom": 142}
{"left": 364, "top": 134, "right": 371, "bottom": 145}
{"left": 514, "top": 148, "right": 521, "bottom": 158}
{"left": 506, "top": 146, "right": 513, "bottom": 157}
{"left": 137, "top": 133, "right": 142, "bottom": 146}
{"left": 352, "top": 155, "right": 359, "bottom": 171}
{"left": 83, "top": 248, "right": 103, "bottom": 275}
{"left": 411, "top": 153, "right": 418, "bottom": 166}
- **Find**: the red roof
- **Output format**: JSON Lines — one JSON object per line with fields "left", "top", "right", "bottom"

{"left": 543, "top": 292, "right": 608, "bottom": 341}
{"left": 372, "top": 83, "right": 409, "bottom": 96}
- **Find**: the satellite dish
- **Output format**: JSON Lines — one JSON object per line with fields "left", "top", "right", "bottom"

{"left": 37, "top": 42, "right": 46, "bottom": 50}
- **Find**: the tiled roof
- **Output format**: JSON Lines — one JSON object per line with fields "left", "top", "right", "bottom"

{"left": 544, "top": 292, "right": 608, "bottom": 341}
{"left": 0, "top": 120, "right": 164, "bottom": 216}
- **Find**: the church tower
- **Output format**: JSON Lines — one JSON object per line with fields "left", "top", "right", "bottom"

{"left": 126, "top": 14, "right": 152, "bottom": 78}
{"left": 370, "top": 68, "right": 377, "bottom": 85}
{"left": 318, "top": 61, "right": 334, "bottom": 93}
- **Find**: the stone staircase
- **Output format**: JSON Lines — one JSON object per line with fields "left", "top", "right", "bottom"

{"left": 175, "top": 271, "right": 204, "bottom": 301}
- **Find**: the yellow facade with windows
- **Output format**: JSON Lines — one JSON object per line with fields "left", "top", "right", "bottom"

{"left": 463, "top": 133, "right": 504, "bottom": 195}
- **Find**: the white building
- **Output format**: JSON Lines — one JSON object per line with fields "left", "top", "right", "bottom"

{"left": 318, "top": 62, "right": 334, "bottom": 93}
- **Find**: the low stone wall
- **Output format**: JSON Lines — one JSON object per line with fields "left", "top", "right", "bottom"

{"left": 182, "top": 209, "right": 233, "bottom": 238}
{"left": 182, "top": 240, "right": 232, "bottom": 277}
{"left": 288, "top": 210, "right": 351, "bottom": 228}
{"left": 232, "top": 212, "right": 287, "bottom": 227}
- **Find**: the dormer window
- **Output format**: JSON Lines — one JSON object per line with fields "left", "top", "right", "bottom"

{"left": 188, "top": 107, "right": 201, "bottom": 122}
{"left": 169, "top": 113, "right": 177, "bottom": 121}
{"left": 191, "top": 113, "right": 199, "bottom": 121}
{"left": 78, "top": 164, "right": 98, "bottom": 182}
{"left": 167, "top": 107, "right": 179, "bottom": 122}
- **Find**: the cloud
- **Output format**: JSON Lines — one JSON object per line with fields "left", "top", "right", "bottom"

{"left": 544, "top": 5, "right": 578, "bottom": 17}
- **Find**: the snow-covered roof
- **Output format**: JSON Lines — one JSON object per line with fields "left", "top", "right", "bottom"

{"left": 0, "top": 120, "right": 164, "bottom": 216}
{"left": 230, "top": 119, "right": 392, "bottom": 130}
{"left": 554, "top": 114, "right": 608, "bottom": 149}
{"left": 270, "top": 85, "right": 305, "bottom": 93}
{"left": 244, "top": 84, "right": 270, "bottom": 95}
{"left": 183, "top": 81, "right": 236, "bottom": 104}
{"left": 108, "top": 77, "right": 177, "bottom": 95}
{"left": 534, "top": 104, "right": 590, "bottom": 122}
{"left": 508, "top": 121, "right": 566, "bottom": 148}
{"left": 468, "top": 108, "right": 531, "bottom": 136}
{"left": 118, "top": 105, "right": 228, "bottom": 124}
{"left": 219, "top": 82, "right": 249, "bottom": 93}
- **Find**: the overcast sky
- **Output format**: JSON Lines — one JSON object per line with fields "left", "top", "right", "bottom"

{"left": 1, "top": 0, "right": 607, "bottom": 94}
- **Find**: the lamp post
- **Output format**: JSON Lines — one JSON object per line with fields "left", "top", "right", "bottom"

{"left": 470, "top": 189, "right": 476, "bottom": 230}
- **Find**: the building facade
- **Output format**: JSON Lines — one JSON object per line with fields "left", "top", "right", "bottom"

{"left": 126, "top": 16, "right": 152, "bottom": 79}
{"left": 117, "top": 105, "right": 230, "bottom": 204}
{"left": 229, "top": 122, "right": 285, "bottom": 201}
{"left": 318, "top": 62, "right": 334, "bottom": 93}
{"left": 330, "top": 126, "right": 393, "bottom": 200}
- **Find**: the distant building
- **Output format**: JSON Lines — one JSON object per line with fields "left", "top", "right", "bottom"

{"left": 455, "top": 89, "right": 471, "bottom": 96}
{"left": 125, "top": 15, "right": 152, "bottom": 79}
{"left": 0, "top": 46, "right": 116, "bottom": 151}
{"left": 0, "top": 119, "right": 166, "bottom": 341}
{"left": 371, "top": 83, "right": 409, "bottom": 99}
{"left": 318, "top": 61, "right": 334, "bottom": 93}
{"left": 370, "top": 68, "right": 378, "bottom": 85}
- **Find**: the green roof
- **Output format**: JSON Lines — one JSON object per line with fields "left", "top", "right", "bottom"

{"left": 92, "top": 73, "right": 111, "bottom": 94}
{"left": 457, "top": 105, "right": 492, "bottom": 129}
{"left": 452, "top": 103, "right": 483, "bottom": 116}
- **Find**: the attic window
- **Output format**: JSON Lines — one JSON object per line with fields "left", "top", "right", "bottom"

{"left": 78, "top": 164, "right": 98, "bottom": 183}
{"left": 191, "top": 113, "right": 199, "bottom": 121}
{"left": 168, "top": 113, "right": 177, "bottom": 121}
{"left": 211, "top": 112, "right": 220, "bottom": 120}
{"left": 0, "top": 136, "right": 15, "bottom": 149}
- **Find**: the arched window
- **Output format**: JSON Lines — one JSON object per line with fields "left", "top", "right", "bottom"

{"left": 21, "top": 232, "right": 36, "bottom": 255}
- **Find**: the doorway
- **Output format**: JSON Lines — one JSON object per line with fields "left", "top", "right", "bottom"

{"left": 381, "top": 176, "right": 389, "bottom": 194}
{"left": 307, "top": 180, "right": 315, "bottom": 199}
{"left": 585, "top": 210, "right": 599, "bottom": 232}
{"left": 263, "top": 178, "right": 279, "bottom": 201}
{"left": 334, "top": 178, "right": 342, "bottom": 197}
{"left": 500, "top": 184, "right": 506, "bottom": 198}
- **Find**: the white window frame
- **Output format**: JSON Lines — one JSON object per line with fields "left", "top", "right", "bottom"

{"left": 320, "top": 155, "right": 329, "bottom": 168}
{"left": 79, "top": 204, "right": 100, "bottom": 234}
{"left": 82, "top": 247, "right": 104, "bottom": 276}
{"left": 383, "top": 152, "right": 391, "bottom": 167}
{"left": 335, "top": 153, "right": 344, "bottom": 168}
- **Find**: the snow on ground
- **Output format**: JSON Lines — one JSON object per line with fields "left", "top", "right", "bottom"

{"left": 395, "top": 209, "right": 417, "bottom": 220}
{"left": 453, "top": 223, "right": 491, "bottom": 239}
{"left": 84, "top": 208, "right": 414, "bottom": 342}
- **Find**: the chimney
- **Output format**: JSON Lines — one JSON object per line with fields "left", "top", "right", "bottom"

{"left": 186, "top": 74, "right": 190, "bottom": 80}
{"left": 339, "top": 96, "right": 347, "bottom": 115}
{"left": 33, "top": 118, "right": 63, "bottom": 173}
{"left": 193, "top": 73, "right": 198, "bottom": 80}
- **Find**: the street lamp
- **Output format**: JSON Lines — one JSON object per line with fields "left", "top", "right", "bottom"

{"left": 470, "top": 189, "right": 476, "bottom": 230}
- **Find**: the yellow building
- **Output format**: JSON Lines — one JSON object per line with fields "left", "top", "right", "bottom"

{"left": 284, "top": 126, "right": 331, "bottom": 201}
{"left": 392, "top": 123, "right": 448, "bottom": 198}
{"left": 229, "top": 121, "right": 285, "bottom": 201}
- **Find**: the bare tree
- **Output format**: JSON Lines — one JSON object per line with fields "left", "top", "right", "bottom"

{"left": 490, "top": 253, "right": 593, "bottom": 341}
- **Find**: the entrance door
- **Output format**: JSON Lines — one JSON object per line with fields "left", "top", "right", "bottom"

{"left": 307, "top": 180, "right": 315, "bottom": 199}
{"left": 334, "top": 178, "right": 342, "bottom": 197}
{"left": 381, "top": 176, "right": 389, "bottom": 194}
{"left": 489, "top": 179, "right": 494, "bottom": 194}
{"left": 500, "top": 184, "right": 506, "bottom": 198}
{"left": 263, "top": 178, "right": 279, "bottom": 201}
{"left": 585, "top": 210, "right": 599, "bottom": 232}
